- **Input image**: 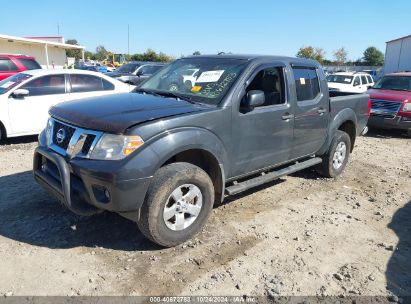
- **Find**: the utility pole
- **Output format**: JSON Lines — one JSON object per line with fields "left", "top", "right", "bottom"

{"left": 127, "top": 24, "right": 130, "bottom": 56}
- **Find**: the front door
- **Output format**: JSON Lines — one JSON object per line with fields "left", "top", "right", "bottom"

{"left": 8, "top": 74, "right": 67, "bottom": 135}
{"left": 291, "top": 66, "right": 329, "bottom": 159}
{"left": 230, "top": 65, "right": 294, "bottom": 178}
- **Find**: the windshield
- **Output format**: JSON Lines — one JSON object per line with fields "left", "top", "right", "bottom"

{"left": 373, "top": 76, "right": 411, "bottom": 91}
{"left": 138, "top": 57, "right": 248, "bottom": 105}
{"left": 116, "top": 63, "right": 140, "bottom": 73}
{"left": 0, "top": 73, "right": 32, "bottom": 94}
{"left": 327, "top": 75, "right": 353, "bottom": 84}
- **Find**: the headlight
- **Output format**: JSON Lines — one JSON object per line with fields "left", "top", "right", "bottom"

{"left": 402, "top": 102, "right": 411, "bottom": 112}
{"left": 89, "top": 134, "right": 144, "bottom": 160}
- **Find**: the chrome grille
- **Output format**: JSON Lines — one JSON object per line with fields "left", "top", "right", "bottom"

{"left": 52, "top": 121, "right": 75, "bottom": 149}
{"left": 370, "top": 99, "right": 402, "bottom": 119}
{"left": 48, "top": 119, "right": 102, "bottom": 158}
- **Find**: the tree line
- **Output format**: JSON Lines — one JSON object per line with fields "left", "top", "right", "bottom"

{"left": 66, "top": 39, "right": 174, "bottom": 62}
{"left": 296, "top": 46, "right": 384, "bottom": 66}
{"left": 66, "top": 38, "right": 385, "bottom": 66}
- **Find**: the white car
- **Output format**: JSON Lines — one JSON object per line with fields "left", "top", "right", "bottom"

{"left": 327, "top": 72, "right": 375, "bottom": 93}
{"left": 182, "top": 68, "right": 200, "bottom": 88}
{"left": 0, "top": 69, "right": 132, "bottom": 141}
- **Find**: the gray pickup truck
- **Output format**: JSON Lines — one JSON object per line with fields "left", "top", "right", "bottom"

{"left": 33, "top": 55, "right": 370, "bottom": 247}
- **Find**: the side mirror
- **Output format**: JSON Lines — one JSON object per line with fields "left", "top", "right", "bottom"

{"left": 136, "top": 70, "right": 143, "bottom": 77}
{"left": 11, "top": 89, "right": 29, "bottom": 98}
{"left": 243, "top": 90, "right": 265, "bottom": 110}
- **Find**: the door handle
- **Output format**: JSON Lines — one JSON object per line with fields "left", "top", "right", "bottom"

{"left": 282, "top": 113, "right": 294, "bottom": 120}
{"left": 318, "top": 108, "right": 327, "bottom": 115}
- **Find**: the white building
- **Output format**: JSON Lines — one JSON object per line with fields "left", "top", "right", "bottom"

{"left": 0, "top": 34, "right": 85, "bottom": 69}
{"left": 384, "top": 34, "right": 411, "bottom": 74}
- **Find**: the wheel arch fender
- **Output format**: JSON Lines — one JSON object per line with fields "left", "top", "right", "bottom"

{"left": 317, "top": 108, "right": 358, "bottom": 155}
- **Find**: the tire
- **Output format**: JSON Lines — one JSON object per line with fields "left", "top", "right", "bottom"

{"left": 406, "top": 129, "right": 411, "bottom": 138}
{"left": 168, "top": 83, "right": 179, "bottom": 91}
{"left": 0, "top": 125, "right": 4, "bottom": 143}
{"left": 137, "top": 162, "right": 214, "bottom": 247}
{"left": 316, "top": 130, "right": 351, "bottom": 178}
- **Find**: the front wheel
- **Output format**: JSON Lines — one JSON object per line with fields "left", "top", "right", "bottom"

{"left": 137, "top": 162, "right": 214, "bottom": 247}
{"left": 316, "top": 130, "right": 351, "bottom": 178}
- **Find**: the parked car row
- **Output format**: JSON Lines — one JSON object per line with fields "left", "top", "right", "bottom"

{"left": 0, "top": 69, "right": 132, "bottom": 140}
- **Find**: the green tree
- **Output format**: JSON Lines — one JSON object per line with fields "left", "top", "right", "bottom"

{"left": 65, "top": 39, "right": 82, "bottom": 59}
{"left": 296, "top": 46, "right": 325, "bottom": 64}
{"left": 333, "top": 47, "right": 348, "bottom": 65}
{"left": 94, "top": 45, "right": 108, "bottom": 61}
{"left": 362, "top": 47, "right": 384, "bottom": 66}
{"left": 84, "top": 51, "right": 95, "bottom": 60}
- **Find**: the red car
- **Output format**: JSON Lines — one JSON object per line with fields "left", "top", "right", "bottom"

{"left": 367, "top": 72, "right": 411, "bottom": 136}
{"left": 0, "top": 54, "right": 42, "bottom": 81}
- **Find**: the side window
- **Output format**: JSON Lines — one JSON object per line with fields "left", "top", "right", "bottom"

{"left": 0, "top": 58, "right": 18, "bottom": 72}
{"left": 366, "top": 75, "right": 373, "bottom": 83}
{"left": 292, "top": 67, "right": 320, "bottom": 101}
{"left": 245, "top": 67, "right": 285, "bottom": 107}
{"left": 102, "top": 78, "right": 115, "bottom": 91}
{"left": 140, "top": 65, "right": 161, "bottom": 75}
{"left": 21, "top": 75, "right": 65, "bottom": 96}
{"left": 361, "top": 75, "right": 368, "bottom": 85}
{"left": 353, "top": 76, "right": 361, "bottom": 86}
{"left": 70, "top": 74, "right": 104, "bottom": 92}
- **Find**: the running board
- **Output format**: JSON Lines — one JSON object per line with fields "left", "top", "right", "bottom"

{"left": 225, "top": 157, "right": 322, "bottom": 196}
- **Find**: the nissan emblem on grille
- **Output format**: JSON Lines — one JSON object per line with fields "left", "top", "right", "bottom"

{"left": 56, "top": 128, "right": 66, "bottom": 144}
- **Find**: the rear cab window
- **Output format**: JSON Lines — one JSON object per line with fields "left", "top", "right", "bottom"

{"left": 361, "top": 75, "right": 368, "bottom": 85}
{"left": 17, "top": 58, "right": 41, "bottom": 70}
{"left": 292, "top": 67, "right": 321, "bottom": 101}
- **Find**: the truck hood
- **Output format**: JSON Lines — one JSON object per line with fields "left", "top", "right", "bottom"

{"left": 49, "top": 93, "right": 209, "bottom": 133}
{"left": 367, "top": 89, "right": 411, "bottom": 102}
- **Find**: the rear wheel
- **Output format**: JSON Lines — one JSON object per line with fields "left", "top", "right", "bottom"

{"left": 137, "top": 162, "right": 214, "bottom": 247}
{"left": 316, "top": 130, "right": 351, "bottom": 178}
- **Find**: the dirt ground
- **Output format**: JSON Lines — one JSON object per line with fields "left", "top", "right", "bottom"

{"left": 0, "top": 130, "right": 410, "bottom": 299}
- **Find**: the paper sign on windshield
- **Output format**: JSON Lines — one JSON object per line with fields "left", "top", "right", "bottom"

{"left": 196, "top": 70, "right": 225, "bottom": 83}
{"left": 300, "top": 78, "right": 306, "bottom": 85}
{"left": 344, "top": 78, "right": 351, "bottom": 82}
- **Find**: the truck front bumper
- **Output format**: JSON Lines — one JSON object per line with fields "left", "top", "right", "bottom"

{"left": 368, "top": 115, "right": 411, "bottom": 131}
{"left": 33, "top": 145, "right": 152, "bottom": 218}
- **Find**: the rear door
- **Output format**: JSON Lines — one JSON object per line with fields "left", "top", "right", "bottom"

{"left": 230, "top": 64, "right": 294, "bottom": 177}
{"left": 8, "top": 74, "right": 68, "bottom": 134}
{"left": 291, "top": 66, "right": 329, "bottom": 159}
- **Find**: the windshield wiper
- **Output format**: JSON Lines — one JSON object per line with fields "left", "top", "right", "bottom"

{"left": 154, "top": 91, "right": 196, "bottom": 104}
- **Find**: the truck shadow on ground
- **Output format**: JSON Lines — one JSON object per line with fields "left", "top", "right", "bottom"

{"left": 365, "top": 128, "right": 409, "bottom": 139}
{"left": 386, "top": 200, "right": 411, "bottom": 298}
{"left": 0, "top": 170, "right": 284, "bottom": 252}
{"left": 1, "top": 135, "right": 38, "bottom": 145}
{"left": 0, "top": 170, "right": 161, "bottom": 252}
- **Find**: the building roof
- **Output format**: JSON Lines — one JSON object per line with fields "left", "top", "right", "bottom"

{"left": 0, "top": 34, "right": 85, "bottom": 50}
{"left": 386, "top": 34, "right": 411, "bottom": 44}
